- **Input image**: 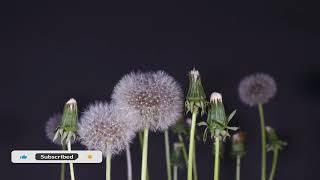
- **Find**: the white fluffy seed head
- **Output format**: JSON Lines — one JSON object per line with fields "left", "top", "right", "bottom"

{"left": 238, "top": 73, "right": 277, "bottom": 106}
{"left": 112, "top": 71, "right": 184, "bottom": 132}
{"left": 45, "top": 113, "right": 62, "bottom": 145}
{"left": 78, "top": 102, "right": 135, "bottom": 157}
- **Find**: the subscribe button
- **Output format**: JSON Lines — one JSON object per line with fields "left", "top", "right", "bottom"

{"left": 11, "top": 150, "right": 102, "bottom": 163}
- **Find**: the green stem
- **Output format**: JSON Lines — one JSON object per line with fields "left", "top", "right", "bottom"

{"left": 178, "top": 134, "right": 188, "bottom": 167}
{"left": 258, "top": 104, "right": 266, "bottom": 180}
{"left": 164, "top": 130, "right": 172, "bottom": 180}
{"left": 106, "top": 154, "right": 111, "bottom": 180}
{"left": 141, "top": 128, "right": 149, "bottom": 180}
{"left": 268, "top": 150, "right": 279, "bottom": 180}
{"left": 173, "top": 166, "right": 178, "bottom": 180}
{"left": 67, "top": 141, "right": 75, "bottom": 180}
{"left": 139, "top": 132, "right": 150, "bottom": 180}
{"left": 193, "top": 141, "right": 198, "bottom": 180}
{"left": 236, "top": 155, "right": 241, "bottom": 180}
{"left": 60, "top": 145, "right": 66, "bottom": 180}
{"left": 187, "top": 112, "right": 198, "bottom": 180}
{"left": 214, "top": 137, "right": 220, "bottom": 180}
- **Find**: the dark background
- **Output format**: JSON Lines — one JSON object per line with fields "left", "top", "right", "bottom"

{"left": 1, "top": 0, "right": 320, "bottom": 179}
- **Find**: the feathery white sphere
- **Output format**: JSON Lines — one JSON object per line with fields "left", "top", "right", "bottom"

{"left": 112, "top": 71, "right": 184, "bottom": 131}
{"left": 78, "top": 102, "right": 135, "bottom": 157}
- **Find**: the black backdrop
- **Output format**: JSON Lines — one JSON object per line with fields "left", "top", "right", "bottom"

{"left": 1, "top": 1, "right": 320, "bottom": 180}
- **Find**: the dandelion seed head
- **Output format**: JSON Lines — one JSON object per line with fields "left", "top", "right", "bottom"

{"left": 238, "top": 73, "right": 277, "bottom": 106}
{"left": 112, "top": 71, "right": 183, "bottom": 131}
{"left": 78, "top": 102, "right": 135, "bottom": 157}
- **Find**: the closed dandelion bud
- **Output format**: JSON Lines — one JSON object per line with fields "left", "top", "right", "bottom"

{"left": 185, "top": 69, "right": 206, "bottom": 115}
{"left": 266, "top": 126, "right": 287, "bottom": 151}
{"left": 204, "top": 92, "right": 238, "bottom": 140}
{"left": 171, "top": 118, "right": 188, "bottom": 136}
{"left": 53, "top": 98, "right": 78, "bottom": 145}
{"left": 207, "top": 93, "right": 226, "bottom": 125}
{"left": 171, "top": 143, "right": 185, "bottom": 169}
{"left": 231, "top": 131, "right": 247, "bottom": 157}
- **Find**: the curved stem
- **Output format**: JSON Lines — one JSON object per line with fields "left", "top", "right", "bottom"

{"left": 173, "top": 166, "right": 178, "bottom": 180}
{"left": 106, "top": 154, "right": 111, "bottom": 180}
{"left": 236, "top": 155, "right": 241, "bottom": 180}
{"left": 178, "top": 134, "right": 188, "bottom": 167}
{"left": 164, "top": 130, "right": 172, "bottom": 180}
{"left": 258, "top": 104, "right": 266, "bottom": 180}
{"left": 214, "top": 137, "right": 220, "bottom": 180}
{"left": 193, "top": 141, "right": 198, "bottom": 180}
{"left": 141, "top": 128, "right": 149, "bottom": 180}
{"left": 268, "top": 150, "right": 279, "bottom": 180}
{"left": 60, "top": 145, "right": 66, "bottom": 180}
{"left": 126, "top": 145, "right": 132, "bottom": 180}
{"left": 67, "top": 141, "right": 75, "bottom": 180}
{"left": 187, "top": 112, "right": 198, "bottom": 180}
{"left": 139, "top": 132, "right": 150, "bottom": 180}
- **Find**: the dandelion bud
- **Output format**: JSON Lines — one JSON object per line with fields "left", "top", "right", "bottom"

{"left": 231, "top": 131, "right": 247, "bottom": 157}
{"left": 185, "top": 69, "right": 206, "bottom": 115}
{"left": 171, "top": 142, "right": 184, "bottom": 168}
{"left": 207, "top": 92, "right": 226, "bottom": 125}
{"left": 53, "top": 98, "right": 78, "bottom": 145}
{"left": 265, "top": 126, "right": 287, "bottom": 151}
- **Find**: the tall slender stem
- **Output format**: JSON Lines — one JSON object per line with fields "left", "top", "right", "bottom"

{"left": 214, "top": 137, "right": 220, "bottom": 180}
{"left": 67, "top": 141, "right": 75, "bottom": 180}
{"left": 139, "top": 132, "right": 150, "bottom": 180}
{"left": 173, "top": 166, "right": 178, "bottom": 180}
{"left": 268, "top": 150, "right": 279, "bottom": 180}
{"left": 178, "top": 134, "right": 188, "bottom": 167}
{"left": 141, "top": 128, "right": 149, "bottom": 180}
{"left": 258, "top": 104, "right": 266, "bottom": 180}
{"left": 236, "top": 155, "right": 241, "bottom": 180}
{"left": 187, "top": 112, "right": 198, "bottom": 180}
{"left": 60, "top": 145, "right": 66, "bottom": 180}
{"left": 126, "top": 145, "right": 132, "bottom": 180}
{"left": 193, "top": 141, "right": 198, "bottom": 180}
{"left": 106, "top": 154, "right": 111, "bottom": 180}
{"left": 164, "top": 130, "right": 172, "bottom": 180}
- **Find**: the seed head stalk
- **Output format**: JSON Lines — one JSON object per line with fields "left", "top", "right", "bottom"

{"left": 126, "top": 145, "right": 132, "bottom": 180}
{"left": 258, "top": 104, "right": 266, "bottom": 180}
{"left": 164, "top": 130, "right": 172, "bottom": 180}
{"left": 106, "top": 154, "right": 111, "bottom": 180}
{"left": 141, "top": 128, "right": 149, "bottom": 180}
{"left": 236, "top": 155, "right": 241, "bottom": 180}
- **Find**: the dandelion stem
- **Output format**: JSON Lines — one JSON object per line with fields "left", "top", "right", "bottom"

{"left": 214, "top": 137, "right": 220, "bottom": 180}
{"left": 187, "top": 111, "right": 198, "bottom": 180}
{"left": 268, "top": 150, "right": 279, "bottom": 180}
{"left": 258, "top": 104, "right": 266, "bottom": 180}
{"left": 60, "top": 145, "right": 66, "bottom": 180}
{"left": 164, "top": 130, "right": 172, "bottom": 180}
{"left": 67, "top": 141, "right": 75, "bottom": 180}
{"left": 236, "top": 155, "right": 241, "bottom": 180}
{"left": 126, "top": 145, "right": 132, "bottom": 180}
{"left": 106, "top": 154, "right": 111, "bottom": 180}
{"left": 178, "top": 134, "right": 188, "bottom": 166}
{"left": 193, "top": 141, "right": 198, "bottom": 180}
{"left": 173, "top": 166, "right": 178, "bottom": 180}
{"left": 141, "top": 128, "right": 149, "bottom": 180}
{"left": 139, "top": 132, "right": 150, "bottom": 180}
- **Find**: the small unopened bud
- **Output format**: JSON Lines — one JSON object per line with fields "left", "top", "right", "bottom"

{"left": 231, "top": 131, "right": 247, "bottom": 157}
{"left": 265, "top": 126, "right": 287, "bottom": 151}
